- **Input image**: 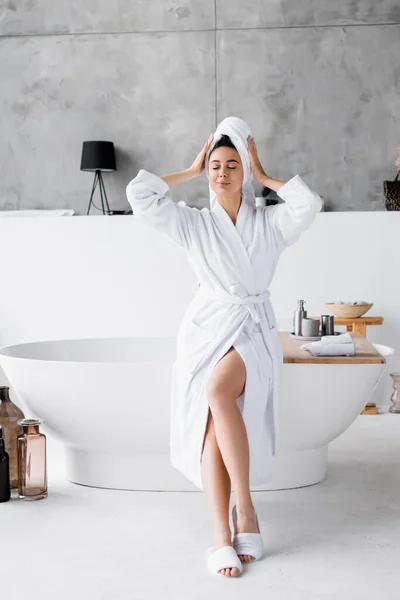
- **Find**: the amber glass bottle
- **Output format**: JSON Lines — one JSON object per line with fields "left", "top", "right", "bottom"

{"left": 0, "top": 426, "right": 11, "bottom": 502}
{"left": 17, "top": 418, "right": 47, "bottom": 501}
{"left": 0, "top": 386, "right": 25, "bottom": 490}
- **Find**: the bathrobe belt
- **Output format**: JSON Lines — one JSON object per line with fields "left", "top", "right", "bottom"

{"left": 192, "top": 281, "right": 271, "bottom": 325}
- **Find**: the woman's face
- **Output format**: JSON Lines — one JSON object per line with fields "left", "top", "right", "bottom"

{"left": 208, "top": 146, "right": 244, "bottom": 199}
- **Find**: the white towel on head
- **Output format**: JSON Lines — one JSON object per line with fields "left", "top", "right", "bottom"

{"left": 205, "top": 116, "right": 254, "bottom": 210}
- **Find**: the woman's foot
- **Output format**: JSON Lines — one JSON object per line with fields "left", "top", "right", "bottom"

{"left": 235, "top": 505, "right": 259, "bottom": 562}
{"left": 213, "top": 529, "right": 241, "bottom": 576}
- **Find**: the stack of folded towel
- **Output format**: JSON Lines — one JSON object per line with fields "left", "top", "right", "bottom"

{"left": 300, "top": 332, "right": 355, "bottom": 356}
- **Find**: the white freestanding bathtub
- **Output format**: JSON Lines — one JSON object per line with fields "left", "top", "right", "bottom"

{"left": 0, "top": 336, "right": 391, "bottom": 491}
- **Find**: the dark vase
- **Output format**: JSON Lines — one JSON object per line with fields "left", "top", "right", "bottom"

{"left": 0, "top": 386, "right": 25, "bottom": 490}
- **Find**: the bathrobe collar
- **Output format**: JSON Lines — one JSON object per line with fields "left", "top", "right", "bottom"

{"left": 211, "top": 193, "right": 255, "bottom": 284}
{"left": 211, "top": 191, "right": 245, "bottom": 230}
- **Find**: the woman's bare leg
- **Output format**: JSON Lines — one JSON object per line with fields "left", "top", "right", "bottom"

{"left": 201, "top": 347, "right": 259, "bottom": 573}
{"left": 201, "top": 410, "right": 237, "bottom": 576}
{"left": 207, "top": 348, "right": 258, "bottom": 560}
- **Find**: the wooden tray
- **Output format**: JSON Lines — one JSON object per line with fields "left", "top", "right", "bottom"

{"left": 280, "top": 331, "right": 385, "bottom": 364}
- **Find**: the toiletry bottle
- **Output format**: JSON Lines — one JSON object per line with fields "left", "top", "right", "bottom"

{"left": 293, "top": 299, "right": 307, "bottom": 336}
{"left": 0, "top": 426, "right": 11, "bottom": 503}
{"left": 0, "top": 386, "right": 25, "bottom": 491}
{"left": 17, "top": 418, "right": 47, "bottom": 501}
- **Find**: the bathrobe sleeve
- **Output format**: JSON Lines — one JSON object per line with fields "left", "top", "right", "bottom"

{"left": 265, "top": 174, "right": 323, "bottom": 248}
{"left": 126, "top": 169, "right": 196, "bottom": 250}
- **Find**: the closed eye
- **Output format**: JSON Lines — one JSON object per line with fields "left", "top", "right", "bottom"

{"left": 212, "top": 167, "right": 236, "bottom": 170}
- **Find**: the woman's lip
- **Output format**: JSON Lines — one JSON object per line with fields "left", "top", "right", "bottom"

{"left": 218, "top": 182, "right": 230, "bottom": 186}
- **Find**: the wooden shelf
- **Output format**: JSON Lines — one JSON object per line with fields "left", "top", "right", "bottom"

{"left": 316, "top": 315, "right": 383, "bottom": 337}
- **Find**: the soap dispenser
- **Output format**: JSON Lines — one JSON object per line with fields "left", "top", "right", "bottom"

{"left": 17, "top": 418, "right": 47, "bottom": 501}
{"left": 293, "top": 299, "right": 307, "bottom": 336}
{"left": 0, "top": 426, "right": 11, "bottom": 503}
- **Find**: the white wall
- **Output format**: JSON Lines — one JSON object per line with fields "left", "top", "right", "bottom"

{"left": 1, "top": 212, "right": 398, "bottom": 410}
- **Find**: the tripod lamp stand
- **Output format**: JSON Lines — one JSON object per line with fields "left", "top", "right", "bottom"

{"left": 80, "top": 141, "right": 117, "bottom": 215}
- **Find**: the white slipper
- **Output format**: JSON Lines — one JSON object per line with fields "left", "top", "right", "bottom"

{"left": 232, "top": 504, "right": 263, "bottom": 561}
{"left": 206, "top": 545, "right": 244, "bottom": 576}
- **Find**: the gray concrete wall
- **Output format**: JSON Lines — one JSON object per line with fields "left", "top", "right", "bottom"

{"left": 0, "top": 1, "right": 399, "bottom": 213}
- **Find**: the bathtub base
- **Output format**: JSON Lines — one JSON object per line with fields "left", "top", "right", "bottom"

{"left": 66, "top": 445, "right": 329, "bottom": 491}
{"left": 252, "top": 446, "right": 329, "bottom": 491}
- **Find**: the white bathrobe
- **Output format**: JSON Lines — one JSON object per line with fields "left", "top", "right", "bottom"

{"left": 126, "top": 120, "right": 323, "bottom": 491}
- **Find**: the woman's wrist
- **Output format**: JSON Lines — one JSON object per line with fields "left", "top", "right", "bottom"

{"left": 260, "top": 175, "right": 286, "bottom": 193}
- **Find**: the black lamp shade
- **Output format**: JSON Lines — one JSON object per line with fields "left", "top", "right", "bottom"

{"left": 80, "top": 141, "right": 116, "bottom": 172}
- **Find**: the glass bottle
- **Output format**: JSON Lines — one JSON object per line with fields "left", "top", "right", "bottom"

{"left": 0, "top": 386, "right": 25, "bottom": 491}
{"left": 0, "top": 426, "right": 11, "bottom": 503}
{"left": 17, "top": 418, "right": 47, "bottom": 501}
{"left": 389, "top": 373, "right": 400, "bottom": 414}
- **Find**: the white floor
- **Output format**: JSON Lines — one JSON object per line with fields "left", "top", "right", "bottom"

{"left": 2, "top": 413, "right": 399, "bottom": 600}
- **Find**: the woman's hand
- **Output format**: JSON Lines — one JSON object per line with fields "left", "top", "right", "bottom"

{"left": 247, "top": 135, "right": 269, "bottom": 185}
{"left": 188, "top": 134, "right": 214, "bottom": 178}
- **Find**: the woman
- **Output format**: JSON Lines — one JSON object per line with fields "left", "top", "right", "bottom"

{"left": 126, "top": 117, "right": 323, "bottom": 577}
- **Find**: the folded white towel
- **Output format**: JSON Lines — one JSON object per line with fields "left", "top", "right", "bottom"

{"left": 301, "top": 340, "right": 356, "bottom": 356}
{"left": 320, "top": 332, "right": 353, "bottom": 345}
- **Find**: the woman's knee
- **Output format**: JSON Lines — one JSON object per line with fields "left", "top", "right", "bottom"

{"left": 202, "top": 409, "right": 217, "bottom": 457}
{"left": 206, "top": 379, "right": 226, "bottom": 407}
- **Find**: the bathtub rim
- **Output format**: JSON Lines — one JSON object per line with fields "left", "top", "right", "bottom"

{"left": 0, "top": 335, "right": 177, "bottom": 366}
{"left": 0, "top": 335, "right": 389, "bottom": 366}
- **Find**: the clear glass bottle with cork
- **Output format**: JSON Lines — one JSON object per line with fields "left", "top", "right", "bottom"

{"left": 17, "top": 418, "right": 48, "bottom": 501}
